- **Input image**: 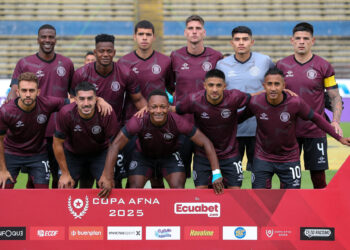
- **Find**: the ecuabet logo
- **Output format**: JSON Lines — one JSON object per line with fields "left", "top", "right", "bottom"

{"left": 68, "top": 196, "right": 89, "bottom": 219}
{"left": 174, "top": 202, "right": 220, "bottom": 217}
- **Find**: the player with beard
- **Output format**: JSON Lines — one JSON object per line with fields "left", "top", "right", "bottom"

{"left": 99, "top": 90, "right": 224, "bottom": 198}
{"left": 7, "top": 24, "right": 75, "bottom": 189}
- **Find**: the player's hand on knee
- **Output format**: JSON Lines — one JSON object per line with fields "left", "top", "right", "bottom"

{"left": 98, "top": 175, "right": 114, "bottom": 199}
{"left": 212, "top": 170, "right": 224, "bottom": 194}
{"left": 58, "top": 174, "right": 75, "bottom": 189}
{"left": 0, "top": 170, "right": 14, "bottom": 189}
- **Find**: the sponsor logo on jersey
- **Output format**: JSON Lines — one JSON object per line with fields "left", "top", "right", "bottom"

{"left": 285, "top": 70, "right": 294, "bottom": 78}
{"left": 144, "top": 133, "right": 153, "bottom": 139}
{"left": 36, "top": 70, "right": 45, "bottom": 78}
{"left": 201, "top": 112, "right": 210, "bottom": 119}
{"left": 249, "top": 66, "right": 260, "bottom": 76}
{"left": 69, "top": 227, "right": 103, "bottom": 240}
{"left": 181, "top": 63, "right": 189, "bottom": 70}
{"left": 111, "top": 81, "right": 120, "bottom": 92}
{"left": 318, "top": 156, "right": 326, "bottom": 164}
{"left": 91, "top": 125, "right": 102, "bottom": 135}
{"left": 129, "top": 160, "right": 138, "bottom": 170}
{"left": 146, "top": 226, "right": 180, "bottom": 240}
{"left": 259, "top": 113, "right": 269, "bottom": 120}
{"left": 184, "top": 226, "right": 219, "bottom": 240}
{"left": 16, "top": 121, "right": 24, "bottom": 127}
{"left": 221, "top": 109, "right": 231, "bottom": 118}
{"left": 30, "top": 227, "right": 65, "bottom": 240}
{"left": 202, "top": 62, "right": 212, "bottom": 71}
{"left": 300, "top": 227, "right": 334, "bottom": 241}
{"left": 261, "top": 227, "right": 295, "bottom": 240}
{"left": 92, "top": 83, "right": 99, "bottom": 91}
{"left": 67, "top": 195, "right": 89, "bottom": 219}
{"left": 174, "top": 202, "right": 220, "bottom": 217}
{"left": 37, "top": 114, "right": 47, "bottom": 124}
{"left": 0, "top": 227, "right": 26, "bottom": 240}
{"left": 107, "top": 226, "right": 142, "bottom": 240}
{"left": 306, "top": 69, "right": 317, "bottom": 80}
{"left": 228, "top": 70, "right": 237, "bottom": 77}
{"left": 280, "top": 112, "right": 290, "bottom": 122}
{"left": 163, "top": 132, "right": 174, "bottom": 140}
{"left": 223, "top": 226, "right": 257, "bottom": 240}
{"left": 132, "top": 67, "right": 139, "bottom": 74}
{"left": 74, "top": 125, "right": 82, "bottom": 132}
{"left": 152, "top": 64, "right": 162, "bottom": 74}
{"left": 57, "top": 66, "right": 66, "bottom": 77}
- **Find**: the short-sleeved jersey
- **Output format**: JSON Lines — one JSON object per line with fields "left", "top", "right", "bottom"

{"left": 122, "top": 112, "right": 196, "bottom": 158}
{"left": 276, "top": 55, "right": 337, "bottom": 138}
{"left": 118, "top": 51, "right": 173, "bottom": 123}
{"left": 71, "top": 62, "right": 140, "bottom": 123}
{"left": 246, "top": 93, "right": 313, "bottom": 162}
{"left": 216, "top": 52, "right": 274, "bottom": 137}
{"left": 11, "top": 53, "right": 74, "bottom": 137}
{"left": 0, "top": 96, "right": 66, "bottom": 156}
{"left": 170, "top": 47, "right": 222, "bottom": 104}
{"left": 55, "top": 103, "right": 119, "bottom": 155}
{"left": 177, "top": 89, "right": 250, "bottom": 159}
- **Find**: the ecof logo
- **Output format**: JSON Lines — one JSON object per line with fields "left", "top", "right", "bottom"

{"left": 16, "top": 121, "right": 24, "bottom": 128}
{"left": 36, "top": 70, "right": 45, "bottom": 78}
{"left": 144, "top": 133, "right": 153, "bottom": 139}
{"left": 234, "top": 227, "right": 246, "bottom": 239}
{"left": 259, "top": 113, "right": 269, "bottom": 120}
{"left": 111, "top": 81, "right": 120, "bottom": 92}
{"left": 132, "top": 67, "right": 139, "bottom": 74}
{"left": 300, "top": 227, "right": 334, "bottom": 241}
{"left": 91, "top": 125, "right": 102, "bottom": 135}
{"left": 285, "top": 70, "right": 294, "bottom": 78}
{"left": 280, "top": 112, "right": 290, "bottom": 122}
{"left": 181, "top": 63, "right": 189, "bottom": 70}
{"left": 0, "top": 227, "right": 26, "bottom": 240}
{"left": 129, "top": 161, "right": 138, "bottom": 171}
{"left": 201, "top": 112, "right": 210, "bottom": 119}
{"left": 30, "top": 227, "right": 65, "bottom": 240}
{"left": 57, "top": 66, "right": 66, "bottom": 77}
{"left": 202, "top": 62, "right": 212, "bottom": 71}
{"left": 174, "top": 202, "right": 220, "bottom": 217}
{"left": 164, "top": 132, "right": 174, "bottom": 140}
{"left": 306, "top": 69, "right": 317, "bottom": 80}
{"left": 68, "top": 196, "right": 89, "bottom": 219}
{"left": 37, "top": 114, "right": 47, "bottom": 124}
{"left": 249, "top": 66, "right": 260, "bottom": 76}
{"left": 221, "top": 109, "right": 231, "bottom": 118}
{"left": 74, "top": 125, "right": 82, "bottom": 132}
{"left": 152, "top": 64, "right": 162, "bottom": 74}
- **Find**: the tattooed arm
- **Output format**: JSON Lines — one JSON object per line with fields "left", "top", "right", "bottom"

{"left": 327, "top": 88, "right": 343, "bottom": 136}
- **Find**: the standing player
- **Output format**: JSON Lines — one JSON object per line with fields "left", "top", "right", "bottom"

{"left": 170, "top": 15, "right": 222, "bottom": 178}
{"left": 216, "top": 26, "right": 274, "bottom": 172}
{"left": 53, "top": 82, "right": 118, "bottom": 190}
{"left": 0, "top": 72, "right": 68, "bottom": 188}
{"left": 7, "top": 24, "right": 75, "bottom": 189}
{"left": 175, "top": 69, "right": 252, "bottom": 189}
{"left": 239, "top": 68, "right": 350, "bottom": 189}
{"left": 276, "top": 22, "right": 343, "bottom": 188}
{"left": 117, "top": 20, "right": 173, "bottom": 188}
{"left": 99, "top": 90, "right": 224, "bottom": 198}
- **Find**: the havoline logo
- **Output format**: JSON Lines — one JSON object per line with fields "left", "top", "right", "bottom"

{"left": 300, "top": 227, "right": 335, "bottom": 241}
{"left": 0, "top": 227, "right": 26, "bottom": 240}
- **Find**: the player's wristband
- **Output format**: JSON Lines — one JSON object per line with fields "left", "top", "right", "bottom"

{"left": 212, "top": 169, "right": 222, "bottom": 183}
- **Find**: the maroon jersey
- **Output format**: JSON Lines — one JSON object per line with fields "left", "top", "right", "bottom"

{"left": 170, "top": 47, "right": 222, "bottom": 104}
{"left": 276, "top": 55, "right": 337, "bottom": 138}
{"left": 177, "top": 89, "right": 250, "bottom": 159}
{"left": 11, "top": 53, "right": 74, "bottom": 137}
{"left": 55, "top": 103, "right": 119, "bottom": 154}
{"left": 0, "top": 96, "right": 66, "bottom": 156}
{"left": 71, "top": 62, "right": 140, "bottom": 123}
{"left": 118, "top": 51, "right": 173, "bottom": 123}
{"left": 122, "top": 112, "right": 196, "bottom": 158}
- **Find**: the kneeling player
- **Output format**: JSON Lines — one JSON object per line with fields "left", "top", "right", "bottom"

{"left": 239, "top": 67, "right": 350, "bottom": 189}
{"left": 100, "top": 90, "right": 223, "bottom": 198}
{"left": 53, "top": 82, "right": 118, "bottom": 190}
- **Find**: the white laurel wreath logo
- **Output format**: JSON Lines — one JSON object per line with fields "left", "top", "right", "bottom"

{"left": 68, "top": 195, "right": 89, "bottom": 219}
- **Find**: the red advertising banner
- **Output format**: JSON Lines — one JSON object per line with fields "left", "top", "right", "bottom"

{"left": 0, "top": 156, "right": 349, "bottom": 249}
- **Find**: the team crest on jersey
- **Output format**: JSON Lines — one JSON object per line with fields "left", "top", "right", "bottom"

{"left": 144, "top": 133, "right": 153, "bottom": 139}
{"left": 202, "top": 62, "right": 212, "bottom": 72}
{"left": 92, "top": 125, "right": 102, "bottom": 134}
{"left": 249, "top": 66, "right": 260, "bottom": 76}
{"left": 56, "top": 66, "right": 66, "bottom": 77}
{"left": 201, "top": 112, "right": 210, "bottom": 119}
{"left": 152, "top": 64, "right": 161, "bottom": 74}
{"left": 280, "top": 112, "right": 290, "bottom": 122}
{"left": 129, "top": 161, "right": 138, "bottom": 170}
{"left": 181, "top": 63, "right": 189, "bottom": 70}
{"left": 285, "top": 70, "right": 294, "bottom": 78}
{"left": 259, "top": 113, "right": 269, "bottom": 120}
{"left": 163, "top": 132, "right": 174, "bottom": 140}
{"left": 111, "top": 81, "right": 120, "bottom": 92}
{"left": 221, "top": 109, "right": 231, "bottom": 118}
{"left": 67, "top": 195, "right": 89, "bottom": 219}
{"left": 16, "top": 121, "right": 24, "bottom": 128}
{"left": 36, "top": 70, "right": 45, "bottom": 78}
{"left": 306, "top": 69, "right": 317, "bottom": 79}
{"left": 37, "top": 114, "right": 47, "bottom": 124}
{"left": 132, "top": 67, "right": 139, "bottom": 74}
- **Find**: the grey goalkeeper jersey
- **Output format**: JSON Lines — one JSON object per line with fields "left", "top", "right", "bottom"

{"left": 216, "top": 52, "right": 274, "bottom": 136}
